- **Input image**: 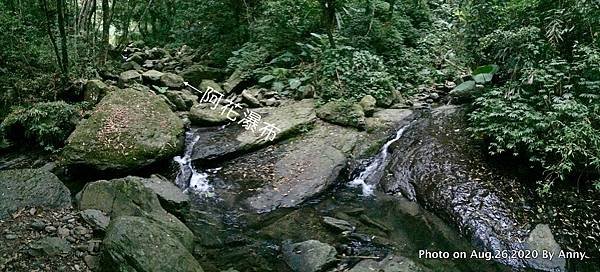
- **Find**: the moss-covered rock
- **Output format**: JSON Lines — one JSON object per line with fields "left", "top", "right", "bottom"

{"left": 61, "top": 89, "right": 184, "bottom": 171}
{"left": 102, "top": 216, "right": 203, "bottom": 272}
{"left": 0, "top": 169, "right": 71, "bottom": 219}
{"left": 316, "top": 101, "right": 366, "bottom": 129}
{"left": 189, "top": 103, "right": 233, "bottom": 126}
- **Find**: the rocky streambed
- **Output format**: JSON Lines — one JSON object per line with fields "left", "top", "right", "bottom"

{"left": 1, "top": 44, "right": 599, "bottom": 272}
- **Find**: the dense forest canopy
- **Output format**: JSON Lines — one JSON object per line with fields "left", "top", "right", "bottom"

{"left": 1, "top": 0, "right": 599, "bottom": 194}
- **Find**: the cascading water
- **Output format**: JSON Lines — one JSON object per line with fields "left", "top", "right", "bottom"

{"left": 174, "top": 129, "right": 214, "bottom": 196}
{"left": 348, "top": 123, "right": 411, "bottom": 196}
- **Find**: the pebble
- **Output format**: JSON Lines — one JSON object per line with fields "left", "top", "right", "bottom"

{"left": 45, "top": 226, "right": 57, "bottom": 232}
{"left": 31, "top": 220, "right": 46, "bottom": 231}
{"left": 5, "top": 234, "right": 17, "bottom": 240}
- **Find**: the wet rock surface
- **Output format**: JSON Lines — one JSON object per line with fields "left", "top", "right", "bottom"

{"left": 380, "top": 106, "right": 542, "bottom": 268}
{"left": 190, "top": 99, "right": 316, "bottom": 162}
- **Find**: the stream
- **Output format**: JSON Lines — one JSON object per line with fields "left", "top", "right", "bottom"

{"left": 172, "top": 123, "right": 512, "bottom": 272}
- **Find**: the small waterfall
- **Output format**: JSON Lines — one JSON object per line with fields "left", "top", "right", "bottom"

{"left": 348, "top": 123, "right": 411, "bottom": 196}
{"left": 174, "top": 129, "right": 214, "bottom": 196}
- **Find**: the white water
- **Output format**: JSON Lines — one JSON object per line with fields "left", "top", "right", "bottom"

{"left": 174, "top": 129, "right": 214, "bottom": 196}
{"left": 348, "top": 124, "right": 411, "bottom": 196}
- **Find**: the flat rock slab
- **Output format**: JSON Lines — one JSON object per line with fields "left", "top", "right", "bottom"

{"left": 190, "top": 99, "right": 316, "bottom": 162}
{"left": 217, "top": 122, "right": 360, "bottom": 213}
{"left": 0, "top": 169, "right": 71, "bottom": 219}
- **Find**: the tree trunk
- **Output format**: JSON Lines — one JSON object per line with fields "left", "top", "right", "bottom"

{"left": 40, "top": 0, "right": 63, "bottom": 73}
{"left": 100, "top": 0, "right": 110, "bottom": 64}
{"left": 320, "top": 0, "right": 336, "bottom": 48}
{"left": 57, "top": 0, "right": 69, "bottom": 77}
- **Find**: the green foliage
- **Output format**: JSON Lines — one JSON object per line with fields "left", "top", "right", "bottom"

{"left": 314, "top": 46, "right": 394, "bottom": 103}
{"left": 466, "top": 0, "right": 600, "bottom": 190}
{"left": 0, "top": 101, "right": 81, "bottom": 150}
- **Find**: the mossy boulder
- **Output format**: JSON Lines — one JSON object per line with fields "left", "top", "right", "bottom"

{"left": 316, "top": 101, "right": 366, "bottom": 129}
{"left": 0, "top": 169, "right": 71, "bottom": 219}
{"left": 102, "top": 216, "right": 203, "bottom": 272}
{"left": 189, "top": 103, "right": 233, "bottom": 126}
{"left": 61, "top": 89, "right": 184, "bottom": 171}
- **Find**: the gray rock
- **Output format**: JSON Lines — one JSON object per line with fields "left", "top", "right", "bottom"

{"left": 199, "top": 80, "right": 223, "bottom": 94}
{"left": 140, "top": 175, "right": 190, "bottom": 216}
{"left": 323, "top": 216, "right": 354, "bottom": 232}
{"left": 179, "top": 64, "right": 226, "bottom": 86}
{"left": 380, "top": 106, "right": 532, "bottom": 268}
{"left": 189, "top": 103, "right": 233, "bottom": 126}
{"left": 31, "top": 219, "right": 46, "bottom": 231}
{"left": 61, "top": 89, "right": 184, "bottom": 171}
{"left": 0, "top": 169, "right": 71, "bottom": 220}
{"left": 165, "top": 90, "right": 190, "bottom": 111}
{"left": 349, "top": 255, "right": 430, "bottom": 272}
{"left": 84, "top": 255, "right": 101, "bottom": 271}
{"left": 126, "top": 52, "right": 145, "bottom": 64}
{"left": 84, "top": 80, "right": 109, "bottom": 104}
{"left": 316, "top": 101, "right": 366, "bottom": 129}
{"left": 80, "top": 209, "right": 110, "bottom": 232}
{"left": 241, "top": 89, "right": 262, "bottom": 108}
{"left": 142, "top": 69, "right": 165, "bottom": 83}
{"left": 220, "top": 123, "right": 360, "bottom": 213}
{"left": 223, "top": 70, "right": 246, "bottom": 94}
{"left": 118, "top": 70, "right": 142, "bottom": 86}
{"left": 524, "top": 224, "right": 566, "bottom": 272}
{"left": 161, "top": 73, "right": 185, "bottom": 89}
{"left": 359, "top": 95, "right": 377, "bottom": 117}
{"left": 191, "top": 99, "right": 317, "bottom": 162}
{"left": 282, "top": 240, "right": 337, "bottom": 272}
{"left": 29, "top": 237, "right": 71, "bottom": 257}
{"left": 102, "top": 216, "right": 203, "bottom": 272}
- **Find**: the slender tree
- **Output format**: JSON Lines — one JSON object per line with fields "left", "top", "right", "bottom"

{"left": 56, "top": 0, "right": 69, "bottom": 77}
{"left": 100, "top": 0, "right": 110, "bottom": 64}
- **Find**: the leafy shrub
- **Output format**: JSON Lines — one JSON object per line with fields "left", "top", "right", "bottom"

{"left": 464, "top": 0, "right": 600, "bottom": 191}
{"left": 315, "top": 46, "right": 394, "bottom": 103}
{"left": 227, "top": 42, "right": 271, "bottom": 79}
{"left": 1, "top": 101, "right": 81, "bottom": 150}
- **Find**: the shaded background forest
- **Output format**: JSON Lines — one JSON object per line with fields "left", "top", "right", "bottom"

{"left": 1, "top": 0, "right": 600, "bottom": 195}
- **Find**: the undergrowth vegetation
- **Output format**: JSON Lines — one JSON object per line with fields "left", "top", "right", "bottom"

{"left": 464, "top": 0, "right": 600, "bottom": 192}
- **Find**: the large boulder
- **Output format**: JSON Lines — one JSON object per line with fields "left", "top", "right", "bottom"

{"left": 243, "top": 123, "right": 359, "bottom": 212}
{"left": 213, "top": 122, "right": 360, "bottom": 213}
{"left": 161, "top": 73, "right": 185, "bottom": 89}
{"left": 316, "top": 101, "right": 366, "bottom": 129}
{"left": 61, "top": 89, "right": 184, "bottom": 171}
{"left": 77, "top": 176, "right": 194, "bottom": 248}
{"left": 102, "top": 216, "right": 203, "bottom": 272}
{"left": 142, "top": 69, "right": 165, "bottom": 84}
{"left": 179, "top": 65, "right": 226, "bottom": 86}
{"left": 0, "top": 169, "right": 71, "bottom": 219}
{"left": 83, "top": 80, "right": 111, "bottom": 104}
{"left": 282, "top": 240, "right": 337, "bottom": 272}
{"left": 188, "top": 103, "right": 233, "bottom": 126}
{"left": 118, "top": 70, "right": 142, "bottom": 87}
{"left": 190, "top": 99, "right": 317, "bottom": 162}
{"left": 379, "top": 106, "right": 547, "bottom": 269}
